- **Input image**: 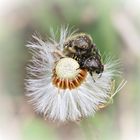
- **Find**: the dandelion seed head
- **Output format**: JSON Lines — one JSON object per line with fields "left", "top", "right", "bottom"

{"left": 25, "top": 26, "right": 126, "bottom": 122}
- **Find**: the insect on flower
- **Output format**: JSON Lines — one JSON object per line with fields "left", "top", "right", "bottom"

{"left": 25, "top": 26, "right": 127, "bottom": 122}
{"left": 63, "top": 33, "right": 104, "bottom": 81}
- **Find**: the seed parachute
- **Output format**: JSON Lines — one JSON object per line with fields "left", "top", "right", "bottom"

{"left": 25, "top": 26, "right": 127, "bottom": 122}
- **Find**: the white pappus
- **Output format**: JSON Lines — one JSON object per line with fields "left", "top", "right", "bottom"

{"left": 25, "top": 26, "right": 127, "bottom": 122}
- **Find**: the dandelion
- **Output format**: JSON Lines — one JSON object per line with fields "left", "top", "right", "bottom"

{"left": 25, "top": 26, "right": 127, "bottom": 122}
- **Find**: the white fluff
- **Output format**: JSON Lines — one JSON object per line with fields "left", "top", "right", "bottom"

{"left": 25, "top": 27, "right": 126, "bottom": 122}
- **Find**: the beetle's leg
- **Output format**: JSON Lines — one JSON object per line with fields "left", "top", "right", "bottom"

{"left": 90, "top": 71, "right": 95, "bottom": 82}
{"left": 53, "top": 50, "right": 65, "bottom": 58}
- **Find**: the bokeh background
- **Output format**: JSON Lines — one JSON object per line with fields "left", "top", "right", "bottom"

{"left": 0, "top": 0, "right": 140, "bottom": 140}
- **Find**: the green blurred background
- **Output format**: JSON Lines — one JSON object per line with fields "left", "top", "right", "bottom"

{"left": 0, "top": 0, "right": 140, "bottom": 140}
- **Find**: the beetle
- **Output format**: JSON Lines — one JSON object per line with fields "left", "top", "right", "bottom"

{"left": 63, "top": 33, "right": 104, "bottom": 80}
